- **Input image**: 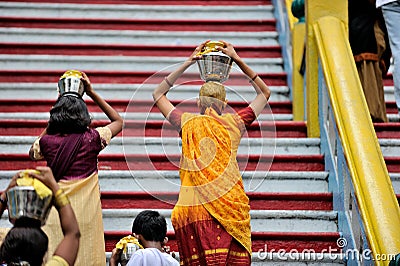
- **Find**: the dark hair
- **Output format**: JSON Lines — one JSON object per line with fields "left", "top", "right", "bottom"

{"left": 46, "top": 95, "right": 91, "bottom": 134}
{"left": 132, "top": 210, "right": 167, "bottom": 243}
{"left": 0, "top": 218, "right": 48, "bottom": 266}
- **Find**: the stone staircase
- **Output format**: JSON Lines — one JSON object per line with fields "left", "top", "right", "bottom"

{"left": 4, "top": 0, "right": 398, "bottom": 264}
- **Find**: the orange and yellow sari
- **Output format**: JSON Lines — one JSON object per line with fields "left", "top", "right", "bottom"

{"left": 170, "top": 107, "right": 253, "bottom": 265}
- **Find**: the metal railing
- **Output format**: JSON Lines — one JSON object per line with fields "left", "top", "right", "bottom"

{"left": 312, "top": 13, "right": 400, "bottom": 266}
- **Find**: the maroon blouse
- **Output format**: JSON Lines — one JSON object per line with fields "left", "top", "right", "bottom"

{"left": 39, "top": 128, "right": 109, "bottom": 180}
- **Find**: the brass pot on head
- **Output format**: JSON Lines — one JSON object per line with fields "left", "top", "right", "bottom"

{"left": 57, "top": 69, "right": 85, "bottom": 97}
{"left": 196, "top": 41, "right": 233, "bottom": 83}
{"left": 7, "top": 170, "right": 53, "bottom": 226}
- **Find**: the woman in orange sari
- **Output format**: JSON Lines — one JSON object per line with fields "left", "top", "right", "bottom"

{"left": 153, "top": 40, "right": 271, "bottom": 265}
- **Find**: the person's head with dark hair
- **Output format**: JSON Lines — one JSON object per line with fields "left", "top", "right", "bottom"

{"left": 46, "top": 95, "right": 91, "bottom": 135}
{"left": 131, "top": 210, "right": 167, "bottom": 245}
{"left": 0, "top": 218, "right": 48, "bottom": 266}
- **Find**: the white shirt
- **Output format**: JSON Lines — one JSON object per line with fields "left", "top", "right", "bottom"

{"left": 126, "top": 248, "right": 179, "bottom": 266}
{"left": 376, "top": 0, "right": 397, "bottom": 8}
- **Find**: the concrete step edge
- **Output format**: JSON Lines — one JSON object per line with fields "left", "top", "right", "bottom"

{"left": 0, "top": 136, "right": 321, "bottom": 145}
{"left": 0, "top": 170, "right": 330, "bottom": 180}
{"left": 104, "top": 251, "right": 345, "bottom": 264}
{"left": 0, "top": 54, "right": 283, "bottom": 63}
{"left": 0, "top": 112, "right": 293, "bottom": 121}
{"left": 0, "top": 2, "right": 273, "bottom": 12}
{"left": 0, "top": 209, "right": 337, "bottom": 220}
{"left": 0, "top": 55, "right": 283, "bottom": 72}
{"left": 0, "top": 82, "right": 289, "bottom": 92}
{"left": 0, "top": 28, "right": 278, "bottom": 37}
{"left": 101, "top": 209, "right": 338, "bottom": 221}
{"left": 0, "top": 28, "right": 279, "bottom": 46}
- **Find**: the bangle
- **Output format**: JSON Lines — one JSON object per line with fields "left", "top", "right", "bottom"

{"left": 54, "top": 189, "right": 70, "bottom": 209}
{"left": 164, "top": 77, "right": 173, "bottom": 87}
{"left": 54, "top": 188, "right": 63, "bottom": 198}
{"left": 250, "top": 74, "right": 258, "bottom": 82}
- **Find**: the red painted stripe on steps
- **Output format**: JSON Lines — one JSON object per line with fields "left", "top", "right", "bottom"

{"left": 2, "top": 0, "right": 272, "bottom": 5}
{"left": 385, "top": 101, "right": 399, "bottom": 114}
{"left": 0, "top": 17, "right": 276, "bottom": 32}
{"left": 0, "top": 99, "right": 292, "bottom": 114}
{"left": 384, "top": 74, "right": 394, "bottom": 86}
{"left": 0, "top": 70, "right": 288, "bottom": 86}
{"left": 0, "top": 120, "right": 307, "bottom": 138}
{"left": 0, "top": 43, "right": 283, "bottom": 58}
{"left": 100, "top": 191, "right": 333, "bottom": 210}
{"left": 383, "top": 157, "right": 400, "bottom": 173}
{"left": 123, "top": 120, "right": 302, "bottom": 138}
{"left": 104, "top": 231, "right": 341, "bottom": 253}
{"left": 0, "top": 154, "right": 325, "bottom": 171}
{"left": 374, "top": 123, "right": 400, "bottom": 139}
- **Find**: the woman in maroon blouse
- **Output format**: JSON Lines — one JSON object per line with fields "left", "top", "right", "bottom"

{"left": 29, "top": 71, "right": 123, "bottom": 265}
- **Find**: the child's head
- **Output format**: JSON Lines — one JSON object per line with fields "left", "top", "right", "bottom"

{"left": 198, "top": 81, "right": 227, "bottom": 111}
{"left": 0, "top": 218, "right": 48, "bottom": 266}
{"left": 131, "top": 210, "right": 167, "bottom": 244}
{"left": 47, "top": 95, "right": 91, "bottom": 134}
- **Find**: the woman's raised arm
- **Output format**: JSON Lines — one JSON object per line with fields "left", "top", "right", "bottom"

{"left": 81, "top": 72, "right": 123, "bottom": 137}
{"left": 153, "top": 41, "right": 208, "bottom": 118}
{"left": 217, "top": 41, "right": 271, "bottom": 117}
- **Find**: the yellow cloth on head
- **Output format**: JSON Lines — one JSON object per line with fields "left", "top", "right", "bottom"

{"left": 17, "top": 170, "right": 53, "bottom": 199}
{"left": 115, "top": 235, "right": 143, "bottom": 253}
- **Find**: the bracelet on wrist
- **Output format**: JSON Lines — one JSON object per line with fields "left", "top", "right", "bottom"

{"left": 54, "top": 188, "right": 63, "bottom": 198}
{"left": 54, "top": 189, "right": 70, "bottom": 209}
{"left": 249, "top": 74, "right": 258, "bottom": 82}
{"left": 164, "top": 77, "right": 173, "bottom": 87}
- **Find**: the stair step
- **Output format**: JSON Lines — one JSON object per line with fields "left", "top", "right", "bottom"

{"left": 391, "top": 173, "right": 400, "bottom": 194}
{"left": 385, "top": 101, "right": 399, "bottom": 114}
{"left": 0, "top": 42, "right": 283, "bottom": 58}
{"left": 0, "top": 83, "right": 290, "bottom": 102}
{"left": 0, "top": 153, "right": 326, "bottom": 171}
{"left": 0, "top": 17, "right": 276, "bottom": 32}
{"left": 0, "top": 28, "right": 280, "bottom": 46}
{"left": 0, "top": 3, "right": 274, "bottom": 20}
{"left": 104, "top": 231, "right": 342, "bottom": 253}
{"left": 383, "top": 157, "right": 400, "bottom": 173}
{"left": 0, "top": 209, "right": 338, "bottom": 233}
{"left": 4, "top": 136, "right": 400, "bottom": 156}
{"left": 1, "top": 1, "right": 272, "bottom": 6}
{"left": 0, "top": 120, "right": 307, "bottom": 138}
{"left": 0, "top": 170, "right": 330, "bottom": 193}
{"left": 103, "top": 209, "right": 338, "bottom": 232}
{"left": 0, "top": 136, "right": 321, "bottom": 155}
{"left": 100, "top": 191, "right": 333, "bottom": 211}
{"left": 0, "top": 70, "right": 287, "bottom": 85}
{"left": 378, "top": 139, "right": 400, "bottom": 156}
{"left": 0, "top": 55, "right": 284, "bottom": 73}
{"left": 104, "top": 252, "right": 346, "bottom": 265}
{"left": 0, "top": 112, "right": 292, "bottom": 121}
{"left": 374, "top": 122, "right": 400, "bottom": 138}
{"left": 0, "top": 99, "right": 293, "bottom": 114}
{"left": 250, "top": 253, "right": 345, "bottom": 265}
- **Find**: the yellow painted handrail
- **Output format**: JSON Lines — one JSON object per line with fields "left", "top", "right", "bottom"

{"left": 285, "top": 0, "right": 297, "bottom": 31}
{"left": 313, "top": 16, "right": 400, "bottom": 264}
